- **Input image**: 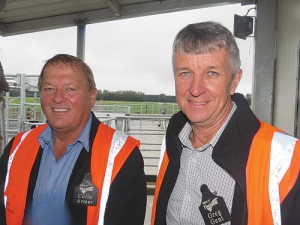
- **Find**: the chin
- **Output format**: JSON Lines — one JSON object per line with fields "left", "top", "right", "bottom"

{"left": 48, "top": 120, "right": 68, "bottom": 128}
{"left": 185, "top": 114, "right": 205, "bottom": 123}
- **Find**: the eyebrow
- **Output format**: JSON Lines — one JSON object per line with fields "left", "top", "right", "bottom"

{"left": 41, "top": 82, "right": 77, "bottom": 88}
{"left": 207, "top": 66, "right": 217, "bottom": 69}
{"left": 175, "top": 67, "right": 190, "bottom": 71}
{"left": 41, "top": 81, "right": 54, "bottom": 86}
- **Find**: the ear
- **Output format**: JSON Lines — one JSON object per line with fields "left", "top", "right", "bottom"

{"left": 230, "top": 69, "right": 242, "bottom": 95}
{"left": 90, "top": 88, "right": 98, "bottom": 107}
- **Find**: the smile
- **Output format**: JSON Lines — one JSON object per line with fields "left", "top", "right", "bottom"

{"left": 189, "top": 100, "right": 208, "bottom": 105}
{"left": 53, "top": 108, "right": 68, "bottom": 112}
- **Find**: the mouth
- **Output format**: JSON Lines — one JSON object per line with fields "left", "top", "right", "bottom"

{"left": 189, "top": 100, "right": 208, "bottom": 105}
{"left": 53, "top": 108, "right": 68, "bottom": 112}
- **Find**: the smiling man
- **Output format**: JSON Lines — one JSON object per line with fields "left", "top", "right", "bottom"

{"left": 0, "top": 54, "right": 146, "bottom": 225}
{"left": 151, "top": 22, "right": 300, "bottom": 225}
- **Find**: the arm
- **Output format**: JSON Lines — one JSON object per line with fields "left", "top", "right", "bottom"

{"left": 0, "top": 138, "right": 15, "bottom": 224}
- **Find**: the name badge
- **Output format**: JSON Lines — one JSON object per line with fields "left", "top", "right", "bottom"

{"left": 199, "top": 184, "right": 231, "bottom": 225}
{"left": 73, "top": 173, "right": 98, "bottom": 206}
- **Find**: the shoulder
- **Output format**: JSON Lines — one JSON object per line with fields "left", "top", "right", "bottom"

{"left": 167, "top": 111, "right": 188, "bottom": 136}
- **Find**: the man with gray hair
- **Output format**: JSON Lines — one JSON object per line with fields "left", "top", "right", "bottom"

{"left": 151, "top": 21, "right": 300, "bottom": 225}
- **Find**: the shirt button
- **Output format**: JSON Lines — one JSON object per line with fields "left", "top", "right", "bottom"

{"left": 50, "top": 178, "right": 55, "bottom": 183}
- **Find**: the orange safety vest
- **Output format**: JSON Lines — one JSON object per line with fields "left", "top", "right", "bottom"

{"left": 4, "top": 123, "right": 140, "bottom": 225}
{"left": 151, "top": 121, "right": 300, "bottom": 225}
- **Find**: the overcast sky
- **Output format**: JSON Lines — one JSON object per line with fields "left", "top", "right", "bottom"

{"left": 0, "top": 3, "right": 256, "bottom": 96}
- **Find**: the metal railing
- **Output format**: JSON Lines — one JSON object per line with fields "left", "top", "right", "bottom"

{"left": 95, "top": 113, "right": 169, "bottom": 177}
{"left": 93, "top": 103, "right": 180, "bottom": 115}
{"left": 3, "top": 73, "right": 175, "bottom": 177}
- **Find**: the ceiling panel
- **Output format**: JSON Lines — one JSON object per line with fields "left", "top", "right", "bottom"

{"left": 0, "top": 0, "right": 253, "bottom": 36}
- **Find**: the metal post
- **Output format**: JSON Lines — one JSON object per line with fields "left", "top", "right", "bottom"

{"left": 5, "top": 91, "right": 9, "bottom": 143}
{"left": 253, "top": 0, "right": 276, "bottom": 124}
{"left": 0, "top": 62, "right": 9, "bottom": 155}
{"left": 0, "top": 93, "right": 6, "bottom": 154}
{"left": 33, "top": 91, "right": 37, "bottom": 120}
{"left": 20, "top": 74, "right": 25, "bottom": 132}
{"left": 76, "top": 19, "right": 86, "bottom": 61}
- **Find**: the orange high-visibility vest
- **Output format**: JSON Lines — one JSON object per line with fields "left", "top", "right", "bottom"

{"left": 246, "top": 121, "right": 300, "bottom": 224}
{"left": 4, "top": 123, "right": 140, "bottom": 225}
{"left": 151, "top": 121, "right": 300, "bottom": 225}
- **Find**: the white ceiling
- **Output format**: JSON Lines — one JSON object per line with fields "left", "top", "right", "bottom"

{"left": 0, "top": 0, "right": 254, "bottom": 36}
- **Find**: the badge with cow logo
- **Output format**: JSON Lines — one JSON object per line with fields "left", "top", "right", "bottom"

{"left": 199, "top": 184, "right": 231, "bottom": 225}
{"left": 73, "top": 173, "right": 98, "bottom": 206}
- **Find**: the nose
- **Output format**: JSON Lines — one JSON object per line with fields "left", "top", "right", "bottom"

{"left": 189, "top": 75, "right": 206, "bottom": 97}
{"left": 52, "top": 89, "right": 65, "bottom": 103}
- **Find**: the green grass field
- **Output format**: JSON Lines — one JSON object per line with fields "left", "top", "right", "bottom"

{"left": 6, "top": 97, "right": 40, "bottom": 104}
{"left": 96, "top": 100, "right": 179, "bottom": 114}
{"left": 5, "top": 97, "right": 180, "bottom": 115}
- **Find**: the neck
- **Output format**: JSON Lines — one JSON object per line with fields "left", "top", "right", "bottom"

{"left": 52, "top": 131, "right": 79, "bottom": 161}
{"left": 189, "top": 126, "right": 216, "bottom": 149}
{"left": 189, "top": 102, "right": 233, "bottom": 149}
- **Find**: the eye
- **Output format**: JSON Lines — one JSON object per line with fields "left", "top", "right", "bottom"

{"left": 208, "top": 71, "right": 218, "bottom": 76}
{"left": 178, "top": 71, "right": 191, "bottom": 79}
{"left": 67, "top": 87, "right": 75, "bottom": 91}
{"left": 43, "top": 87, "right": 53, "bottom": 91}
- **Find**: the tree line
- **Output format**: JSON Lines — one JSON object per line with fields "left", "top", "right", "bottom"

{"left": 96, "top": 90, "right": 176, "bottom": 103}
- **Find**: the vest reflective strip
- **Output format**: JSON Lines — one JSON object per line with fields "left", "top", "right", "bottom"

{"left": 98, "top": 130, "right": 128, "bottom": 225}
{"left": 151, "top": 135, "right": 169, "bottom": 225}
{"left": 269, "top": 132, "right": 297, "bottom": 225}
{"left": 4, "top": 129, "right": 32, "bottom": 208}
{"left": 157, "top": 135, "right": 166, "bottom": 176}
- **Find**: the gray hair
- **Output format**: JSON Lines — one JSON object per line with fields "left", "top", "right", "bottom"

{"left": 38, "top": 54, "right": 96, "bottom": 92}
{"left": 172, "top": 21, "right": 241, "bottom": 76}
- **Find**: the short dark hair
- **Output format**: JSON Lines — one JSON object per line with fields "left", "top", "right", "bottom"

{"left": 38, "top": 54, "right": 96, "bottom": 92}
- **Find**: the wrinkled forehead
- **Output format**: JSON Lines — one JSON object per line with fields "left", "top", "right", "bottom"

{"left": 174, "top": 48, "right": 231, "bottom": 65}
{"left": 172, "top": 48, "right": 234, "bottom": 76}
{"left": 40, "top": 63, "right": 84, "bottom": 83}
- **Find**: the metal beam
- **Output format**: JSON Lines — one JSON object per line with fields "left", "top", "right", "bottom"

{"left": 230, "top": 0, "right": 256, "bottom": 5}
{"left": 0, "top": 0, "right": 240, "bottom": 36}
{"left": 4, "top": 0, "right": 63, "bottom": 10}
{"left": 103, "top": 0, "right": 120, "bottom": 17}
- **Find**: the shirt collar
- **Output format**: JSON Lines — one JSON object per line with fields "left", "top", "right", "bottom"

{"left": 38, "top": 113, "right": 93, "bottom": 152}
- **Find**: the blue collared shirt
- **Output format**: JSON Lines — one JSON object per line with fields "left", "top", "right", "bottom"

{"left": 29, "top": 114, "right": 92, "bottom": 225}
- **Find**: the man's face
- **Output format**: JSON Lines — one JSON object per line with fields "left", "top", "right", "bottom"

{"left": 40, "top": 63, "right": 97, "bottom": 133}
{"left": 174, "top": 48, "right": 242, "bottom": 128}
